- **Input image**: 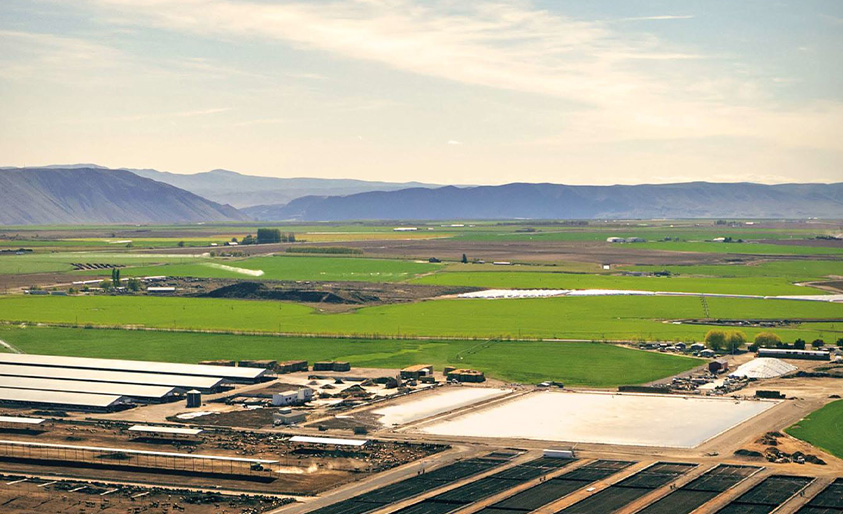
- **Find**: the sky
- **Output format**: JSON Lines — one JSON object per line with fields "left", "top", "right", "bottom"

{"left": 1, "top": 0, "right": 842, "bottom": 185}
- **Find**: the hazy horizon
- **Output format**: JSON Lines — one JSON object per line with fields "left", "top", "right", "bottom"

{"left": 2, "top": 1, "right": 842, "bottom": 185}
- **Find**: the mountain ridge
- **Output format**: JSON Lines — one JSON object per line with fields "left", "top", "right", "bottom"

{"left": 0, "top": 167, "right": 248, "bottom": 225}
{"left": 243, "top": 181, "right": 843, "bottom": 221}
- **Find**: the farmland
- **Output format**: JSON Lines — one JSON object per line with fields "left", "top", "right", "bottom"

{"left": 80, "top": 255, "right": 441, "bottom": 282}
{"left": 0, "top": 294, "right": 840, "bottom": 341}
{"left": 786, "top": 400, "right": 843, "bottom": 459}
{"left": 411, "top": 270, "right": 819, "bottom": 295}
{"left": 0, "top": 326, "right": 701, "bottom": 386}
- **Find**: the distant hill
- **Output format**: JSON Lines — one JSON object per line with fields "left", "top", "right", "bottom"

{"left": 128, "top": 168, "right": 440, "bottom": 208}
{"left": 0, "top": 167, "right": 248, "bottom": 225}
{"left": 245, "top": 182, "right": 843, "bottom": 221}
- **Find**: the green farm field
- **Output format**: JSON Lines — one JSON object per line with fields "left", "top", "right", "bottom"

{"left": 79, "top": 255, "right": 441, "bottom": 282}
{"left": 0, "top": 253, "right": 210, "bottom": 275}
{"left": 411, "top": 270, "right": 818, "bottom": 295}
{"left": 1, "top": 294, "right": 840, "bottom": 341}
{"left": 0, "top": 326, "right": 702, "bottom": 386}
{"left": 786, "top": 400, "right": 843, "bottom": 459}
{"left": 626, "top": 260, "right": 843, "bottom": 279}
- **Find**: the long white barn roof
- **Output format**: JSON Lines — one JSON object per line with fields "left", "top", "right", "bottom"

{"left": 289, "top": 435, "right": 368, "bottom": 446}
{"left": 0, "top": 364, "right": 224, "bottom": 391}
{"left": 129, "top": 425, "right": 203, "bottom": 436}
{"left": 0, "top": 375, "right": 179, "bottom": 399}
{"left": 0, "top": 353, "right": 267, "bottom": 381}
{"left": 0, "top": 387, "right": 125, "bottom": 408}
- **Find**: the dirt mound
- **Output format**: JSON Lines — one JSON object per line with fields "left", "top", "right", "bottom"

{"left": 201, "top": 282, "right": 377, "bottom": 304}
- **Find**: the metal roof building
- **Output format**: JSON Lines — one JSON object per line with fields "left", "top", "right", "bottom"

{"left": 129, "top": 425, "right": 203, "bottom": 437}
{"left": 0, "top": 376, "right": 181, "bottom": 402}
{"left": 0, "top": 364, "right": 226, "bottom": 392}
{"left": 289, "top": 435, "right": 369, "bottom": 447}
{"left": 0, "top": 353, "right": 268, "bottom": 382}
{"left": 0, "top": 387, "right": 127, "bottom": 411}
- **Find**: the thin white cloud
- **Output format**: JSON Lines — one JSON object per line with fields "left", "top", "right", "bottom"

{"left": 80, "top": 0, "right": 841, "bottom": 153}
{"left": 116, "top": 107, "right": 230, "bottom": 121}
{"left": 447, "top": 140, "right": 463, "bottom": 145}
{"left": 616, "top": 15, "right": 695, "bottom": 22}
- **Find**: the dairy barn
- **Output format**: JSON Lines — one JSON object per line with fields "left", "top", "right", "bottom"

{"left": 0, "top": 353, "right": 271, "bottom": 412}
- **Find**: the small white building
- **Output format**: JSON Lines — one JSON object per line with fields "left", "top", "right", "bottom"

{"left": 273, "top": 408, "right": 306, "bottom": 425}
{"left": 272, "top": 388, "right": 313, "bottom": 406}
{"left": 606, "top": 237, "right": 625, "bottom": 243}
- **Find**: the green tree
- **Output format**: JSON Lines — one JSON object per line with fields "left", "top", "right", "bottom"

{"left": 725, "top": 331, "right": 746, "bottom": 354}
{"left": 177, "top": 241, "right": 185, "bottom": 247}
{"left": 99, "top": 279, "right": 112, "bottom": 290}
{"left": 461, "top": 253, "right": 468, "bottom": 264}
{"left": 754, "top": 332, "right": 781, "bottom": 348}
{"left": 705, "top": 330, "right": 726, "bottom": 352}
{"left": 126, "top": 278, "right": 141, "bottom": 292}
{"left": 811, "top": 339, "right": 825, "bottom": 349}
{"left": 111, "top": 268, "right": 120, "bottom": 285}
{"left": 241, "top": 234, "right": 255, "bottom": 245}
{"left": 793, "top": 338, "right": 806, "bottom": 350}
{"left": 257, "top": 228, "right": 282, "bottom": 244}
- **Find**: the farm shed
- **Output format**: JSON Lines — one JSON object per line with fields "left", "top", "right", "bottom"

{"left": 0, "top": 376, "right": 180, "bottom": 403}
{"left": 0, "top": 387, "right": 128, "bottom": 411}
{"left": 447, "top": 369, "right": 486, "bottom": 383}
{"left": 0, "top": 353, "right": 269, "bottom": 383}
{"left": 400, "top": 364, "right": 433, "bottom": 380}
{"left": 758, "top": 348, "right": 830, "bottom": 361}
{"left": 278, "top": 360, "right": 308, "bottom": 373}
{"left": 128, "top": 425, "right": 203, "bottom": 441}
{"left": 0, "top": 363, "right": 227, "bottom": 392}
{"left": 0, "top": 416, "right": 46, "bottom": 432}
{"left": 313, "top": 361, "right": 351, "bottom": 372}
{"left": 273, "top": 408, "right": 306, "bottom": 426}
{"left": 272, "top": 388, "right": 313, "bottom": 406}
{"left": 708, "top": 360, "right": 729, "bottom": 374}
{"left": 289, "top": 435, "right": 369, "bottom": 448}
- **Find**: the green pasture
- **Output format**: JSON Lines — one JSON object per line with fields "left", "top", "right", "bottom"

{"left": 411, "top": 271, "right": 817, "bottom": 295}
{"left": 0, "top": 326, "right": 702, "bottom": 386}
{"left": 0, "top": 294, "right": 840, "bottom": 341}
{"left": 786, "top": 400, "right": 843, "bottom": 459}
{"left": 626, "top": 260, "right": 843, "bottom": 280}
{"left": 87, "top": 255, "right": 441, "bottom": 282}
{"left": 0, "top": 252, "right": 209, "bottom": 275}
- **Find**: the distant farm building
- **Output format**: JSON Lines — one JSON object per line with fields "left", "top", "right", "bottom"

{"left": 0, "top": 353, "right": 270, "bottom": 411}
{"left": 400, "top": 365, "right": 433, "bottom": 380}
{"left": 758, "top": 348, "right": 830, "bottom": 361}
{"left": 238, "top": 359, "right": 277, "bottom": 369}
{"left": 313, "top": 361, "right": 351, "bottom": 372}
{"left": 607, "top": 237, "right": 645, "bottom": 243}
{"left": 278, "top": 360, "right": 308, "bottom": 373}
{"left": 272, "top": 388, "right": 313, "bottom": 406}
{"left": 273, "top": 407, "right": 306, "bottom": 426}
{"left": 447, "top": 369, "right": 486, "bottom": 383}
{"left": 393, "top": 227, "right": 417, "bottom": 232}
{"left": 708, "top": 360, "right": 729, "bottom": 374}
